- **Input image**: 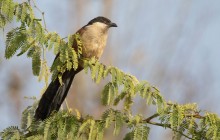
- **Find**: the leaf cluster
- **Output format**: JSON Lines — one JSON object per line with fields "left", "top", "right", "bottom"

{"left": 1, "top": 0, "right": 80, "bottom": 84}
{"left": 1, "top": 1, "right": 220, "bottom": 140}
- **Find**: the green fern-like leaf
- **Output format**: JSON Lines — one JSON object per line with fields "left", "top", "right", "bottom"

{"left": 136, "top": 81, "right": 149, "bottom": 97}
{"left": 67, "top": 35, "right": 77, "bottom": 70}
{"left": 133, "top": 125, "right": 150, "bottom": 140}
{"left": 14, "top": 2, "right": 23, "bottom": 22}
{"left": 13, "top": 2, "right": 34, "bottom": 24}
{"left": 0, "top": 14, "right": 7, "bottom": 28}
{"left": 28, "top": 19, "right": 37, "bottom": 37}
{"left": 20, "top": 2, "right": 28, "bottom": 22}
{"left": 123, "top": 75, "right": 136, "bottom": 97}
{"left": 43, "top": 117, "right": 53, "bottom": 140}
{"left": 127, "top": 115, "right": 143, "bottom": 128}
{"left": 21, "top": 106, "right": 32, "bottom": 130}
{"left": 95, "top": 121, "right": 105, "bottom": 140}
{"left": 71, "top": 47, "right": 78, "bottom": 70}
{"left": 16, "top": 39, "right": 35, "bottom": 56}
{"left": 32, "top": 45, "right": 41, "bottom": 76}
{"left": 35, "top": 21, "right": 45, "bottom": 43}
{"left": 0, "top": 0, "right": 17, "bottom": 28}
{"left": 0, "top": 0, "right": 16, "bottom": 23}
{"left": 5, "top": 26, "right": 27, "bottom": 59}
{"left": 66, "top": 116, "right": 80, "bottom": 139}
{"left": 124, "top": 124, "right": 150, "bottom": 140}
{"left": 38, "top": 59, "right": 50, "bottom": 86}
{"left": 91, "top": 60, "right": 99, "bottom": 81}
{"left": 170, "top": 104, "right": 179, "bottom": 129}
{"left": 53, "top": 35, "right": 61, "bottom": 55}
{"left": 124, "top": 95, "right": 133, "bottom": 111}
{"left": 95, "top": 63, "right": 104, "bottom": 83}
{"left": 0, "top": 126, "right": 21, "bottom": 140}
{"left": 47, "top": 32, "right": 58, "bottom": 50}
{"left": 146, "top": 91, "right": 153, "bottom": 105}
{"left": 204, "top": 113, "right": 220, "bottom": 140}
{"left": 113, "top": 110, "right": 124, "bottom": 136}
{"left": 102, "top": 109, "right": 114, "bottom": 128}
{"left": 57, "top": 118, "right": 66, "bottom": 139}
{"left": 78, "top": 118, "right": 94, "bottom": 139}
{"left": 88, "top": 119, "right": 96, "bottom": 140}
{"left": 155, "top": 92, "right": 165, "bottom": 114}
{"left": 123, "top": 131, "right": 134, "bottom": 140}
{"left": 101, "top": 82, "right": 116, "bottom": 106}
{"left": 27, "top": 46, "right": 35, "bottom": 57}
{"left": 74, "top": 33, "right": 83, "bottom": 56}
{"left": 114, "top": 91, "right": 127, "bottom": 106}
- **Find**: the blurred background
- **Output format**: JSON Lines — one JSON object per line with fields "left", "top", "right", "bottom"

{"left": 0, "top": 0, "right": 220, "bottom": 139}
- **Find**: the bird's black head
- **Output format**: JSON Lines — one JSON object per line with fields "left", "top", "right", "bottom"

{"left": 87, "top": 16, "right": 117, "bottom": 28}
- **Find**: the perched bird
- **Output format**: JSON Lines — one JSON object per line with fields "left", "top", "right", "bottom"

{"left": 34, "top": 16, "right": 117, "bottom": 120}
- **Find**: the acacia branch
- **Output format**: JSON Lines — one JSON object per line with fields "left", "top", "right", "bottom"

{"left": 144, "top": 113, "right": 159, "bottom": 122}
{"left": 136, "top": 112, "right": 204, "bottom": 140}
{"left": 147, "top": 120, "right": 195, "bottom": 140}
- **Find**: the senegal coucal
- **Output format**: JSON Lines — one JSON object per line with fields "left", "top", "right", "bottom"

{"left": 34, "top": 16, "right": 117, "bottom": 120}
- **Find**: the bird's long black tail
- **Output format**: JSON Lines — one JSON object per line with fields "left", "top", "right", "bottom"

{"left": 34, "top": 68, "right": 82, "bottom": 120}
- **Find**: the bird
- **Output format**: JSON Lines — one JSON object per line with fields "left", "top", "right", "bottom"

{"left": 34, "top": 16, "right": 117, "bottom": 120}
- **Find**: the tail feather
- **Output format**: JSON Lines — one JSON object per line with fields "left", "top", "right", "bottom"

{"left": 34, "top": 68, "right": 81, "bottom": 120}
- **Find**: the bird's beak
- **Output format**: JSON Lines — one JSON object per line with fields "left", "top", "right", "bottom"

{"left": 109, "top": 22, "right": 117, "bottom": 27}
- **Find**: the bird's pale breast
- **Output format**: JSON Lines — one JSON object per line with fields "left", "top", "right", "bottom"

{"left": 80, "top": 24, "right": 108, "bottom": 59}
